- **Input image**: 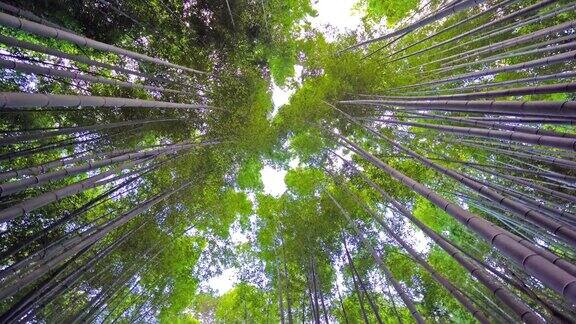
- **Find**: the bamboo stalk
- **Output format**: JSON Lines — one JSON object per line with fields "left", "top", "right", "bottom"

{"left": 0, "top": 92, "right": 218, "bottom": 111}
{"left": 0, "top": 12, "right": 206, "bottom": 74}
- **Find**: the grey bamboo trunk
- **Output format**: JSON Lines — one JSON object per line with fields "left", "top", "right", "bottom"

{"left": 373, "top": 82, "right": 576, "bottom": 102}
{"left": 0, "top": 156, "right": 151, "bottom": 223}
{"left": 0, "top": 34, "right": 174, "bottom": 84}
{"left": 339, "top": 99, "right": 576, "bottom": 118}
{"left": 356, "top": 172, "right": 545, "bottom": 322}
{"left": 0, "top": 179, "right": 191, "bottom": 300}
{"left": 394, "top": 71, "right": 576, "bottom": 97}
{"left": 0, "top": 59, "right": 189, "bottom": 95}
{"left": 0, "top": 142, "right": 194, "bottom": 197}
{"left": 330, "top": 131, "right": 576, "bottom": 303}
{"left": 339, "top": 0, "right": 485, "bottom": 52}
{"left": 376, "top": 119, "right": 576, "bottom": 150}
{"left": 0, "top": 118, "right": 177, "bottom": 146}
{"left": 0, "top": 12, "right": 205, "bottom": 74}
{"left": 423, "top": 2, "right": 576, "bottom": 64}
{"left": 382, "top": 0, "right": 519, "bottom": 61}
{"left": 339, "top": 206, "right": 425, "bottom": 324}
{"left": 336, "top": 181, "right": 509, "bottom": 323}
{"left": 339, "top": 152, "right": 560, "bottom": 321}
{"left": 393, "top": 50, "right": 576, "bottom": 90}
{"left": 0, "top": 1, "right": 73, "bottom": 31}
{"left": 429, "top": 37, "right": 576, "bottom": 74}
{"left": 353, "top": 118, "right": 576, "bottom": 244}
{"left": 0, "top": 92, "right": 218, "bottom": 111}
{"left": 390, "top": 111, "right": 575, "bottom": 138}
{"left": 419, "top": 20, "right": 576, "bottom": 70}
{"left": 0, "top": 148, "right": 134, "bottom": 181}
{"left": 385, "top": 0, "right": 556, "bottom": 63}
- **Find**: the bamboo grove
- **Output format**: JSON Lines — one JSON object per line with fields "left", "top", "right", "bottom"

{"left": 0, "top": 0, "right": 575, "bottom": 323}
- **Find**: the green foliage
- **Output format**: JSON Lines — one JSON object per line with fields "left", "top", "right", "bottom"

{"left": 269, "top": 43, "right": 297, "bottom": 86}
{"left": 289, "top": 128, "right": 327, "bottom": 162}
{"left": 412, "top": 197, "right": 449, "bottom": 232}
{"left": 214, "top": 283, "right": 278, "bottom": 322}
{"left": 160, "top": 315, "right": 201, "bottom": 324}
{"left": 237, "top": 158, "right": 264, "bottom": 190}
{"left": 385, "top": 248, "right": 417, "bottom": 283}
{"left": 285, "top": 167, "right": 325, "bottom": 196}
{"left": 355, "top": 0, "right": 420, "bottom": 26}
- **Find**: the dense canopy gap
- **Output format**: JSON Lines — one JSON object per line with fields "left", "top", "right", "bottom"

{"left": 0, "top": 0, "right": 575, "bottom": 323}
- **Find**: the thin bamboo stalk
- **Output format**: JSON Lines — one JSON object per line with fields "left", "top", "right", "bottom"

{"left": 373, "top": 119, "right": 576, "bottom": 150}
{"left": 0, "top": 34, "right": 176, "bottom": 84}
{"left": 391, "top": 71, "right": 576, "bottom": 97}
{"left": 368, "top": 82, "right": 576, "bottom": 101}
{"left": 424, "top": 2, "right": 576, "bottom": 64}
{"left": 0, "top": 58, "right": 189, "bottom": 95}
{"left": 0, "top": 92, "right": 218, "bottom": 111}
{"left": 385, "top": 0, "right": 557, "bottom": 63}
{"left": 418, "top": 20, "right": 576, "bottom": 71}
{"left": 339, "top": 0, "right": 485, "bottom": 52}
{"left": 380, "top": 0, "right": 519, "bottom": 60}
{"left": 328, "top": 130, "right": 576, "bottom": 302}
{"left": 331, "top": 181, "right": 491, "bottom": 323}
{"left": 430, "top": 37, "right": 576, "bottom": 75}
{"left": 0, "top": 12, "right": 206, "bottom": 74}
{"left": 340, "top": 99, "right": 576, "bottom": 118}
{"left": 393, "top": 50, "right": 576, "bottom": 90}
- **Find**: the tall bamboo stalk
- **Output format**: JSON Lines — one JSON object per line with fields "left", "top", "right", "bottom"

{"left": 327, "top": 130, "right": 576, "bottom": 302}
{"left": 0, "top": 92, "right": 217, "bottom": 111}
{"left": 0, "top": 58, "right": 189, "bottom": 95}
{"left": 339, "top": 99, "right": 576, "bottom": 118}
{"left": 339, "top": 0, "right": 485, "bottom": 53}
{"left": 0, "top": 34, "right": 176, "bottom": 84}
{"left": 329, "top": 186, "right": 491, "bottom": 323}
{"left": 0, "top": 12, "right": 206, "bottom": 74}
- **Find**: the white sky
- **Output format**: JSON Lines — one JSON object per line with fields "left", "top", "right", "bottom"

{"left": 206, "top": 268, "right": 238, "bottom": 295}
{"left": 261, "top": 166, "right": 288, "bottom": 196}
{"left": 310, "top": 0, "right": 363, "bottom": 38}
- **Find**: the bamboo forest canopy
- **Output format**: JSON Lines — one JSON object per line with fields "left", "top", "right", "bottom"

{"left": 0, "top": 0, "right": 575, "bottom": 322}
